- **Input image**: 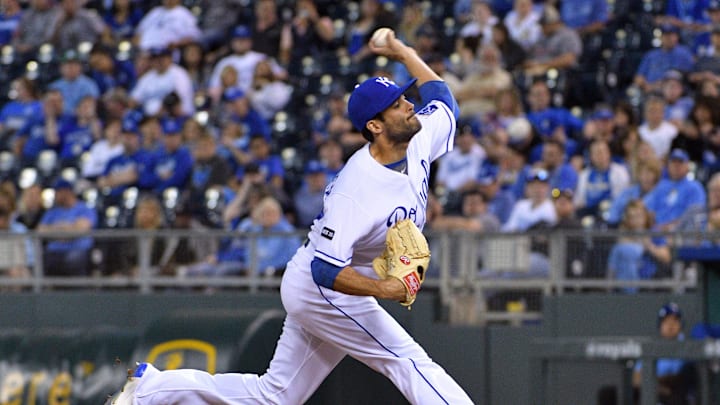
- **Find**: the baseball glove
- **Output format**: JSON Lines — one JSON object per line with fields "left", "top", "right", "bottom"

{"left": 372, "top": 219, "right": 431, "bottom": 307}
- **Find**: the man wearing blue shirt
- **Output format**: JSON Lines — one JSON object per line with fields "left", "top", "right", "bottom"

{"left": 234, "top": 134, "right": 285, "bottom": 192}
{"left": 634, "top": 25, "right": 695, "bottom": 94}
{"left": 559, "top": 0, "right": 608, "bottom": 35}
{"left": 37, "top": 179, "right": 98, "bottom": 276}
{"left": 97, "top": 119, "right": 152, "bottom": 204}
{"left": 13, "top": 89, "right": 69, "bottom": 167}
{"left": 525, "top": 80, "right": 584, "bottom": 161}
{"left": 147, "top": 117, "right": 193, "bottom": 195}
{"left": 643, "top": 149, "right": 706, "bottom": 230}
{"left": 0, "top": 0, "right": 22, "bottom": 46}
{"left": 0, "top": 78, "right": 42, "bottom": 141}
{"left": 222, "top": 87, "right": 271, "bottom": 141}
{"left": 48, "top": 50, "right": 100, "bottom": 115}
{"left": 55, "top": 95, "right": 102, "bottom": 168}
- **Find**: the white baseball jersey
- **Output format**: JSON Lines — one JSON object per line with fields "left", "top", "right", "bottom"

{"left": 129, "top": 95, "right": 474, "bottom": 405}
{"left": 307, "top": 100, "right": 455, "bottom": 279}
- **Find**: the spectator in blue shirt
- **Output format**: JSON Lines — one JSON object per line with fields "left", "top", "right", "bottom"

{"left": 607, "top": 158, "right": 663, "bottom": 227}
{"left": 607, "top": 199, "right": 671, "bottom": 292}
{"left": 222, "top": 87, "right": 272, "bottom": 142}
{"left": 54, "top": 95, "right": 103, "bottom": 168}
{"left": 643, "top": 148, "right": 707, "bottom": 230}
{"left": 536, "top": 139, "right": 578, "bottom": 192}
{"left": 658, "top": 0, "right": 710, "bottom": 37}
{"left": 37, "top": 179, "right": 98, "bottom": 276}
{"left": 102, "top": 0, "right": 144, "bottom": 44}
{"left": 97, "top": 118, "right": 152, "bottom": 204}
{"left": 634, "top": 25, "right": 695, "bottom": 94}
{"left": 147, "top": 117, "right": 194, "bottom": 195}
{"left": 13, "top": 89, "right": 69, "bottom": 168}
{"left": 634, "top": 303, "right": 697, "bottom": 403}
{"left": 186, "top": 133, "right": 231, "bottom": 227}
{"left": 293, "top": 160, "right": 328, "bottom": 229}
{"left": 0, "top": 78, "right": 43, "bottom": 146}
{"left": 574, "top": 140, "right": 631, "bottom": 219}
{"left": 0, "top": 0, "right": 22, "bottom": 46}
{"left": 525, "top": 80, "right": 584, "bottom": 161}
{"left": 187, "top": 195, "right": 299, "bottom": 277}
{"left": 559, "top": 0, "right": 608, "bottom": 36}
{"left": 476, "top": 162, "right": 516, "bottom": 225}
{"left": 88, "top": 43, "right": 136, "bottom": 94}
{"left": 661, "top": 70, "right": 695, "bottom": 127}
{"left": 235, "top": 134, "right": 285, "bottom": 192}
{"left": 48, "top": 50, "right": 101, "bottom": 115}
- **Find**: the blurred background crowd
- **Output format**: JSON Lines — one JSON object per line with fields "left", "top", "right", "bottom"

{"left": 0, "top": 0, "right": 718, "bottom": 283}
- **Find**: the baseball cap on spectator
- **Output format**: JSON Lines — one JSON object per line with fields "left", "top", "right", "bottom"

{"left": 121, "top": 116, "right": 139, "bottom": 134}
{"left": 148, "top": 46, "right": 171, "bottom": 57}
{"left": 477, "top": 164, "right": 499, "bottom": 185}
{"left": 662, "top": 69, "right": 684, "bottom": 82}
{"left": 526, "top": 168, "right": 550, "bottom": 183}
{"left": 223, "top": 87, "right": 245, "bottom": 102}
{"left": 347, "top": 76, "right": 417, "bottom": 131}
{"left": 61, "top": 49, "right": 81, "bottom": 63}
{"left": 668, "top": 148, "right": 689, "bottom": 162}
{"left": 660, "top": 24, "right": 679, "bottom": 35}
{"left": 53, "top": 178, "right": 74, "bottom": 191}
{"left": 232, "top": 25, "right": 252, "bottom": 39}
{"left": 161, "top": 117, "right": 183, "bottom": 135}
{"left": 657, "top": 302, "right": 682, "bottom": 327}
{"left": 304, "top": 160, "right": 326, "bottom": 175}
{"left": 592, "top": 107, "right": 614, "bottom": 120}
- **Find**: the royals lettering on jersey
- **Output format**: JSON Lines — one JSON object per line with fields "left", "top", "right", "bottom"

{"left": 386, "top": 158, "right": 430, "bottom": 228}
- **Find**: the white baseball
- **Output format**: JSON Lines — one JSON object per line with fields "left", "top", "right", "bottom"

{"left": 371, "top": 27, "right": 393, "bottom": 47}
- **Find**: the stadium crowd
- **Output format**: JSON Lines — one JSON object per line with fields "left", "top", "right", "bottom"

{"left": 0, "top": 0, "right": 719, "bottom": 283}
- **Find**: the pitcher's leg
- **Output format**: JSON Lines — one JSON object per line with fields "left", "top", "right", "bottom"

{"left": 306, "top": 286, "right": 474, "bottom": 405}
{"left": 134, "top": 315, "right": 345, "bottom": 405}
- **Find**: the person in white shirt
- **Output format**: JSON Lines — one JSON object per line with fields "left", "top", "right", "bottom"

{"left": 134, "top": 0, "right": 200, "bottom": 51}
{"left": 503, "top": 0, "right": 542, "bottom": 51}
{"left": 502, "top": 168, "right": 557, "bottom": 231}
{"left": 638, "top": 96, "right": 678, "bottom": 160}
{"left": 81, "top": 118, "right": 124, "bottom": 179}
{"left": 207, "top": 25, "right": 287, "bottom": 104}
{"left": 436, "top": 122, "right": 486, "bottom": 195}
{"left": 130, "top": 47, "right": 195, "bottom": 116}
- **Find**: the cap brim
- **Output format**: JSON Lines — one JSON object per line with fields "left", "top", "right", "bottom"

{"left": 377, "top": 78, "right": 418, "bottom": 115}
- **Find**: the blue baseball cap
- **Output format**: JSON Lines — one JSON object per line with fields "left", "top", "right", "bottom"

{"left": 232, "top": 25, "right": 252, "bottom": 39}
{"left": 121, "top": 116, "right": 139, "bottom": 134}
{"left": 658, "top": 302, "right": 682, "bottom": 327}
{"left": 223, "top": 87, "right": 245, "bottom": 102}
{"left": 669, "top": 148, "right": 689, "bottom": 162}
{"left": 477, "top": 164, "right": 499, "bottom": 185}
{"left": 53, "top": 178, "right": 73, "bottom": 190}
{"left": 161, "top": 117, "right": 183, "bottom": 135}
{"left": 592, "top": 107, "right": 614, "bottom": 120}
{"left": 347, "top": 76, "right": 417, "bottom": 131}
{"left": 304, "top": 159, "right": 326, "bottom": 174}
{"left": 148, "top": 46, "right": 171, "bottom": 57}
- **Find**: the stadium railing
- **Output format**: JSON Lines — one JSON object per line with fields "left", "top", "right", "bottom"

{"left": 0, "top": 228, "right": 705, "bottom": 324}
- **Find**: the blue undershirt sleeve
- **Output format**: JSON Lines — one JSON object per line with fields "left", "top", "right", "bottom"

{"left": 418, "top": 80, "right": 460, "bottom": 120}
{"left": 311, "top": 257, "right": 343, "bottom": 289}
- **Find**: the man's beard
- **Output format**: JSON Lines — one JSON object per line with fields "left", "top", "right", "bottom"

{"left": 386, "top": 116, "right": 422, "bottom": 144}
